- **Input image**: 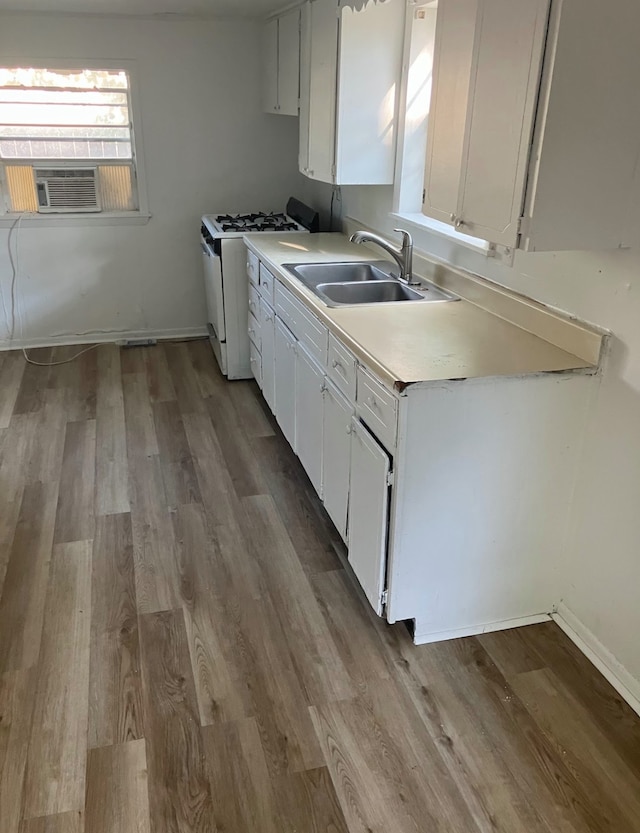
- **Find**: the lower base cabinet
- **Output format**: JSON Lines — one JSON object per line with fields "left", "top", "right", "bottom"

{"left": 321, "top": 379, "right": 353, "bottom": 542}
{"left": 295, "top": 344, "right": 325, "bottom": 496}
{"left": 260, "top": 299, "right": 276, "bottom": 412}
{"left": 348, "top": 417, "right": 391, "bottom": 616}
{"left": 274, "top": 318, "right": 297, "bottom": 450}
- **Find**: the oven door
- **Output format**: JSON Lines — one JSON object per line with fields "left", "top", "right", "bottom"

{"left": 201, "top": 239, "right": 226, "bottom": 342}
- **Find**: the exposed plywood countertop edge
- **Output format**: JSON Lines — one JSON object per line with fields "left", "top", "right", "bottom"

{"left": 244, "top": 233, "right": 602, "bottom": 390}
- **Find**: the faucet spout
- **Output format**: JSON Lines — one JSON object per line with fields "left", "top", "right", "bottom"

{"left": 349, "top": 228, "right": 417, "bottom": 285}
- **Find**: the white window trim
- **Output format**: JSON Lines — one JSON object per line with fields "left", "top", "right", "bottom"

{"left": 391, "top": 2, "right": 491, "bottom": 257}
{"left": 0, "top": 57, "right": 150, "bottom": 225}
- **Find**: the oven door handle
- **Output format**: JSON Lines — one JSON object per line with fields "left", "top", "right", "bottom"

{"left": 201, "top": 241, "right": 211, "bottom": 256}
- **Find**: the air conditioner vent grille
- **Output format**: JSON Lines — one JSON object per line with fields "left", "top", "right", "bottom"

{"left": 34, "top": 167, "right": 100, "bottom": 213}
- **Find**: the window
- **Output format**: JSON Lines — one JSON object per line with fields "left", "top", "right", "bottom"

{"left": 0, "top": 66, "right": 144, "bottom": 218}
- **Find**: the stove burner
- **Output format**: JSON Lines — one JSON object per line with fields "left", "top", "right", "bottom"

{"left": 214, "top": 211, "right": 300, "bottom": 233}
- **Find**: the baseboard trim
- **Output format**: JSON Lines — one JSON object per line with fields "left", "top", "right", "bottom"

{"left": 552, "top": 602, "right": 640, "bottom": 717}
{"left": 412, "top": 612, "right": 552, "bottom": 646}
{"left": 0, "top": 327, "right": 208, "bottom": 351}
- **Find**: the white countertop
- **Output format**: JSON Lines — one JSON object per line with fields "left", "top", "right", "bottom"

{"left": 244, "top": 232, "right": 596, "bottom": 390}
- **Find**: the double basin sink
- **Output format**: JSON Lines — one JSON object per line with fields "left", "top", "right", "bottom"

{"left": 282, "top": 261, "right": 458, "bottom": 307}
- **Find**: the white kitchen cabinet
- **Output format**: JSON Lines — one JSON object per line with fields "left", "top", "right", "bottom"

{"left": 348, "top": 417, "right": 391, "bottom": 617}
{"left": 259, "top": 298, "right": 276, "bottom": 413}
{"left": 423, "top": 0, "right": 640, "bottom": 251}
{"left": 322, "top": 379, "right": 353, "bottom": 542}
{"left": 245, "top": 241, "right": 596, "bottom": 647}
{"left": 423, "top": 0, "right": 549, "bottom": 247}
{"left": 263, "top": 8, "right": 300, "bottom": 115}
{"left": 263, "top": 17, "right": 279, "bottom": 114}
{"left": 274, "top": 318, "right": 297, "bottom": 450}
{"left": 295, "top": 343, "right": 325, "bottom": 495}
{"left": 299, "top": 0, "right": 404, "bottom": 185}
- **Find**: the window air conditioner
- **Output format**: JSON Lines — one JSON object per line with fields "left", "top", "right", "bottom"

{"left": 34, "top": 167, "right": 100, "bottom": 213}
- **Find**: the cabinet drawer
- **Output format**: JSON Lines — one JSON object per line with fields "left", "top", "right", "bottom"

{"left": 259, "top": 263, "right": 276, "bottom": 307}
{"left": 248, "top": 310, "right": 261, "bottom": 352}
{"left": 275, "top": 282, "right": 328, "bottom": 366}
{"left": 248, "top": 282, "right": 260, "bottom": 319}
{"left": 356, "top": 366, "right": 398, "bottom": 451}
{"left": 327, "top": 334, "right": 356, "bottom": 401}
{"left": 249, "top": 339, "right": 262, "bottom": 388}
{"left": 247, "top": 251, "right": 259, "bottom": 287}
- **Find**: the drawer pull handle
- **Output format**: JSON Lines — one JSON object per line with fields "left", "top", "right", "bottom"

{"left": 249, "top": 300, "right": 255, "bottom": 309}
{"left": 265, "top": 314, "right": 272, "bottom": 322}
{"left": 367, "top": 395, "right": 378, "bottom": 409}
{"left": 249, "top": 328, "right": 255, "bottom": 336}
{"left": 346, "top": 425, "right": 352, "bottom": 435}
{"left": 332, "top": 359, "right": 345, "bottom": 373}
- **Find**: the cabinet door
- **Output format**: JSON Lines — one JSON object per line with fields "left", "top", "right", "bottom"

{"left": 278, "top": 8, "right": 300, "bottom": 116}
{"left": 298, "top": 1, "right": 311, "bottom": 174}
{"left": 423, "top": 0, "right": 548, "bottom": 247}
{"left": 335, "top": 0, "right": 404, "bottom": 185}
{"left": 348, "top": 418, "right": 391, "bottom": 616}
{"left": 457, "top": 0, "right": 549, "bottom": 246}
{"left": 423, "top": 0, "right": 477, "bottom": 224}
{"left": 260, "top": 299, "right": 276, "bottom": 413}
{"left": 274, "top": 318, "right": 296, "bottom": 450}
{"left": 322, "top": 380, "right": 352, "bottom": 542}
{"left": 263, "top": 17, "right": 279, "bottom": 113}
{"left": 295, "top": 343, "right": 325, "bottom": 496}
{"left": 304, "top": 0, "right": 338, "bottom": 181}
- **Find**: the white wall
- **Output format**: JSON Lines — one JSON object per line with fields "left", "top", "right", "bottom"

{"left": 0, "top": 12, "right": 303, "bottom": 346}
{"left": 303, "top": 179, "right": 640, "bottom": 696}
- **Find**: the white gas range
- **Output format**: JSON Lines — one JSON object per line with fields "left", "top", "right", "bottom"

{"left": 200, "top": 198, "right": 319, "bottom": 379}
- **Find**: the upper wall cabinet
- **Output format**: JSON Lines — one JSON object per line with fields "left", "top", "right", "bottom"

{"left": 263, "top": 7, "right": 301, "bottom": 116}
{"left": 299, "top": 0, "right": 405, "bottom": 185}
{"left": 423, "top": 0, "right": 549, "bottom": 248}
{"left": 423, "top": 0, "right": 640, "bottom": 251}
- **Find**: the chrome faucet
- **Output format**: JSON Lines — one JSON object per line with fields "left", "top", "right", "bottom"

{"left": 349, "top": 228, "right": 417, "bottom": 285}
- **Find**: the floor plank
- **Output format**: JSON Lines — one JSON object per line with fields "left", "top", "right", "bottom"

{"left": 0, "top": 481, "right": 59, "bottom": 673}
{"left": 152, "top": 400, "right": 202, "bottom": 508}
{"left": 311, "top": 677, "right": 478, "bottom": 833}
{"left": 0, "top": 668, "right": 37, "bottom": 833}
{"left": 85, "top": 740, "right": 150, "bottom": 833}
{"left": 0, "top": 351, "right": 26, "bottom": 429}
{"left": 19, "top": 811, "right": 84, "bottom": 833}
{"left": 11, "top": 349, "right": 52, "bottom": 415}
{"left": 139, "top": 609, "right": 215, "bottom": 833}
{"left": 53, "top": 420, "right": 96, "bottom": 545}
{"left": 95, "top": 346, "right": 129, "bottom": 516}
{"left": 23, "top": 541, "right": 92, "bottom": 820}
{"left": 129, "top": 453, "right": 182, "bottom": 614}
{"left": 88, "top": 513, "right": 144, "bottom": 749}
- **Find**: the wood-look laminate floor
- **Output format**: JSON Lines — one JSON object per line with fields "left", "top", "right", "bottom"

{"left": 1, "top": 340, "right": 639, "bottom": 833}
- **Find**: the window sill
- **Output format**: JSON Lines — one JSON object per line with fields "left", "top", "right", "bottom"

{"left": 391, "top": 212, "right": 492, "bottom": 256}
{"left": 0, "top": 211, "right": 151, "bottom": 228}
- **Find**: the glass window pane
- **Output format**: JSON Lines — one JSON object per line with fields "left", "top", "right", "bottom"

{"left": 0, "top": 68, "right": 128, "bottom": 90}
{"left": 0, "top": 103, "right": 129, "bottom": 127}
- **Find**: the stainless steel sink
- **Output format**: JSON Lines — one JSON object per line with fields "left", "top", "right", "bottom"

{"left": 316, "top": 281, "right": 424, "bottom": 305}
{"left": 285, "top": 261, "right": 393, "bottom": 287}
{"left": 281, "top": 260, "right": 459, "bottom": 307}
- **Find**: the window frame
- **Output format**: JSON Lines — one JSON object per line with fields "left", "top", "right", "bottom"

{"left": 0, "top": 58, "right": 150, "bottom": 226}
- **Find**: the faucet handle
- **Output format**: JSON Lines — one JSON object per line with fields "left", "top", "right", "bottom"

{"left": 393, "top": 228, "right": 413, "bottom": 249}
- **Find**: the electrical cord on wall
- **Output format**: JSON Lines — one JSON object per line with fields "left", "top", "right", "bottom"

{"left": 4, "top": 213, "right": 100, "bottom": 366}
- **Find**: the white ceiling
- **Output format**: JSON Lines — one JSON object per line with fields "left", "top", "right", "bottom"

{"left": 0, "top": 0, "right": 288, "bottom": 18}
